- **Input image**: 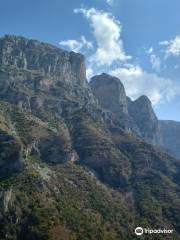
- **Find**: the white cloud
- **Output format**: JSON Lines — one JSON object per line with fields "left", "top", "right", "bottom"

{"left": 146, "top": 47, "right": 161, "bottom": 71}
{"left": 74, "top": 8, "right": 131, "bottom": 66}
{"left": 59, "top": 36, "right": 93, "bottom": 52}
{"left": 150, "top": 54, "right": 161, "bottom": 71}
{"left": 147, "top": 47, "right": 153, "bottom": 54}
{"left": 110, "top": 65, "right": 179, "bottom": 105}
{"left": 159, "top": 41, "right": 169, "bottom": 46}
{"left": 86, "top": 67, "right": 94, "bottom": 79}
{"left": 159, "top": 36, "right": 180, "bottom": 57}
{"left": 106, "top": 0, "right": 114, "bottom": 5}
{"left": 167, "top": 36, "right": 180, "bottom": 56}
{"left": 67, "top": 8, "right": 179, "bottom": 108}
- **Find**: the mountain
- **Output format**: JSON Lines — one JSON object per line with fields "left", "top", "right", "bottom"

{"left": 90, "top": 73, "right": 179, "bottom": 158}
{"left": 160, "top": 120, "right": 180, "bottom": 158}
{"left": 0, "top": 35, "right": 180, "bottom": 240}
{"left": 0, "top": 35, "right": 86, "bottom": 85}
{"left": 127, "top": 95, "right": 162, "bottom": 145}
{"left": 90, "top": 73, "right": 140, "bottom": 134}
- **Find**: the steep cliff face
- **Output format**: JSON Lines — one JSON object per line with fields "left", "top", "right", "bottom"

{"left": 0, "top": 35, "right": 107, "bottom": 123}
{"left": 90, "top": 73, "right": 140, "bottom": 133}
{"left": 0, "top": 35, "right": 86, "bottom": 85}
{"left": 89, "top": 74, "right": 162, "bottom": 144}
{"left": 90, "top": 73, "right": 128, "bottom": 114}
{"left": 128, "top": 95, "right": 162, "bottom": 145}
{"left": 90, "top": 74, "right": 180, "bottom": 158}
{"left": 160, "top": 120, "right": 180, "bottom": 158}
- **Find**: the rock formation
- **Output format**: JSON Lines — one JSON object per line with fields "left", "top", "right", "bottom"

{"left": 90, "top": 73, "right": 179, "bottom": 158}
{"left": 90, "top": 73, "right": 140, "bottom": 133}
{"left": 0, "top": 35, "right": 86, "bottom": 85}
{"left": 127, "top": 95, "right": 162, "bottom": 145}
{"left": 0, "top": 35, "right": 180, "bottom": 239}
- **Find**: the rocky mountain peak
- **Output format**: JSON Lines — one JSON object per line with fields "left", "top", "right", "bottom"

{"left": 134, "top": 95, "right": 153, "bottom": 107}
{"left": 0, "top": 35, "right": 86, "bottom": 85}
{"left": 128, "top": 95, "right": 157, "bottom": 121}
{"left": 89, "top": 73, "right": 163, "bottom": 145}
{"left": 90, "top": 73, "right": 128, "bottom": 115}
{"left": 127, "top": 95, "right": 161, "bottom": 144}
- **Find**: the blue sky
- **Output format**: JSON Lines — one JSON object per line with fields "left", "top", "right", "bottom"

{"left": 0, "top": 0, "right": 180, "bottom": 121}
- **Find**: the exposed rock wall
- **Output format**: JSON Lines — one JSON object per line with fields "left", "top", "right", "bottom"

{"left": 0, "top": 35, "right": 86, "bottom": 85}
{"left": 90, "top": 73, "right": 128, "bottom": 114}
{"left": 90, "top": 73, "right": 179, "bottom": 158}
{"left": 127, "top": 95, "right": 162, "bottom": 145}
{"left": 90, "top": 73, "right": 139, "bottom": 133}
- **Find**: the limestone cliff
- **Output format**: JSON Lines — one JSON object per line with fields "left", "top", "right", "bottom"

{"left": 90, "top": 73, "right": 139, "bottom": 133}
{"left": 128, "top": 95, "right": 162, "bottom": 145}
{"left": 0, "top": 35, "right": 86, "bottom": 85}
{"left": 90, "top": 74, "right": 180, "bottom": 158}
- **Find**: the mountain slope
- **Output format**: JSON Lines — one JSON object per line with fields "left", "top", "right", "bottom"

{"left": 0, "top": 35, "right": 180, "bottom": 240}
{"left": 160, "top": 120, "right": 180, "bottom": 158}
{"left": 90, "top": 73, "right": 179, "bottom": 158}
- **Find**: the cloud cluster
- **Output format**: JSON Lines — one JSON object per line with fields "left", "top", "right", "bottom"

{"left": 59, "top": 36, "right": 93, "bottom": 52}
{"left": 159, "top": 36, "right": 180, "bottom": 57}
{"left": 111, "top": 65, "right": 179, "bottom": 105}
{"left": 59, "top": 7, "right": 179, "bottom": 106}
{"left": 74, "top": 8, "right": 131, "bottom": 65}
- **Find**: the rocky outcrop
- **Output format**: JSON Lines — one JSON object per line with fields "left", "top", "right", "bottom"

{"left": 127, "top": 97, "right": 180, "bottom": 158}
{"left": 127, "top": 95, "right": 162, "bottom": 145}
{"left": 89, "top": 74, "right": 161, "bottom": 144}
{"left": 0, "top": 131, "right": 24, "bottom": 177}
{"left": 90, "top": 73, "right": 128, "bottom": 114}
{"left": 90, "top": 74, "right": 180, "bottom": 157}
{"left": 0, "top": 35, "right": 87, "bottom": 85}
{"left": 90, "top": 73, "right": 139, "bottom": 132}
{"left": 0, "top": 35, "right": 104, "bottom": 128}
{"left": 0, "top": 188, "right": 14, "bottom": 213}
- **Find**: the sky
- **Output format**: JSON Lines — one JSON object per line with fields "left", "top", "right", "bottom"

{"left": 0, "top": 0, "right": 180, "bottom": 121}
